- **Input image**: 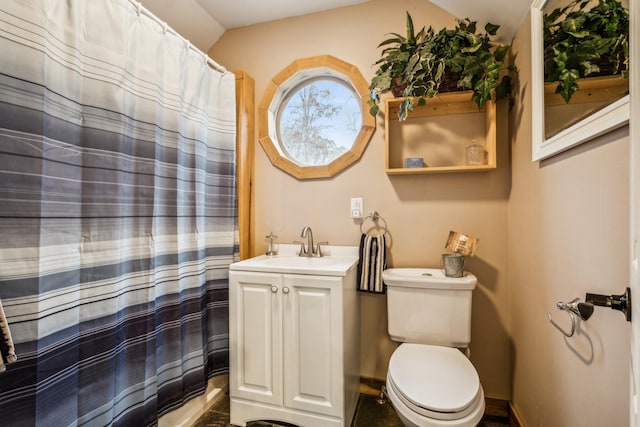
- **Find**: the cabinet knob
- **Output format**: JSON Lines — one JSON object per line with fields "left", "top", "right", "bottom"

{"left": 283, "top": 287, "right": 290, "bottom": 294}
{"left": 271, "top": 286, "right": 278, "bottom": 294}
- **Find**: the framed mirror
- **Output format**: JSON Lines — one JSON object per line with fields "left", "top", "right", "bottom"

{"left": 258, "top": 55, "right": 375, "bottom": 179}
{"left": 531, "top": 0, "right": 630, "bottom": 161}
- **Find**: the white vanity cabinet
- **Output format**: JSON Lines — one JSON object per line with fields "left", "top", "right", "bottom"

{"left": 228, "top": 246, "right": 360, "bottom": 427}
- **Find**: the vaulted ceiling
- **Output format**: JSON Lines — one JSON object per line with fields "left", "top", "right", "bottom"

{"left": 138, "top": 0, "right": 532, "bottom": 53}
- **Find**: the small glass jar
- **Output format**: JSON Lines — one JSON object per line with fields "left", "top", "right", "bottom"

{"left": 465, "top": 139, "right": 486, "bottom": 165}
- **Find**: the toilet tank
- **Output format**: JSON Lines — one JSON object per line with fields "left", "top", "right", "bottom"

{"left": 382, "top": 268, "right": 477, "bottom": 348}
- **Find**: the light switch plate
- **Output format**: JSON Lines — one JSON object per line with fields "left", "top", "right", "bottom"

{"left": 350, "top": 198, "right": 363, "bottom": 218}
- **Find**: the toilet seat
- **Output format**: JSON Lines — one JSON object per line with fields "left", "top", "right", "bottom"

{"left": 387, "top": 343, "right": 484, "bottom": 423}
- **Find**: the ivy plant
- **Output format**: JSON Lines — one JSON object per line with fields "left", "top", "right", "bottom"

{"left": 543, "top": 0, "right": 629, "bottom": 103}
{"left": 369, "top": 12, "right": 516, "bottom": 120}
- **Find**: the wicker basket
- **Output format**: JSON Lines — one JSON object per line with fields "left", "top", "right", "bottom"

{"left": 439, "top": 70, "right": 463, "bottom": 93}
{"left": 391, "top": 70, "right": 464, "bottom": 98}
{"left": 588, "top": 57, "right": 620, "bottom": 77}
{"left": 391, "top": 76, "right": 407, "bottom": 97}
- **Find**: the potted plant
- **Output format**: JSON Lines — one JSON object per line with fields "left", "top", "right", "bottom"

{"left": 368, "top": 12, "right": 515, "bottom": 120}
{"left": 543, "top": 0, "right": 629, "bottom": 103}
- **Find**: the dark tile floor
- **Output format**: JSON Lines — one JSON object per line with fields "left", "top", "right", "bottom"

{"left": 191, "top": 389, "right": 510, "bottom": 427}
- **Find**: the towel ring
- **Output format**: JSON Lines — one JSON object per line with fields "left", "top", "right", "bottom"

{"left": 360, "top": 211, "right": 388, "bottom": 235}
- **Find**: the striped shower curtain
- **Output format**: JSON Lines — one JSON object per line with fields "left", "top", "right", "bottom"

{"left": 0, "top": 1, "right": 237, "bottom": 426}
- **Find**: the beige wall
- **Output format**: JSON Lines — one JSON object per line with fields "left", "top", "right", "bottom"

{"left": 210, "top": 0, "right": 632, "bottom": 421}
{"left": 508, "top": 11, "right": 630, "bottom": 426}
{"left": 210, "top": 0, "right": 511, "bottom": 399}
{"left": 4, "top": 0, "right": 626, "bottom": 423}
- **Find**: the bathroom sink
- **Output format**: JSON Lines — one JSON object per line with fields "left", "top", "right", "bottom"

{"left": 230, "top": 244, "right": 359, "bottom": 276}
{"left": 260, "top": 256, "right": 344, "bottom": 267}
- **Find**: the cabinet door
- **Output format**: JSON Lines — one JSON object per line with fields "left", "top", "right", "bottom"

{"left": 229, "top": 271, "right": 282, "bottom": 405}
{"left": 282, "top": 274, "right": 342, "bottom": 417}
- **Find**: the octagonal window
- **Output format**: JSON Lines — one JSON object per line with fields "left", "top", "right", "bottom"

{"left": 258, "top": 55, "right": 375, "bottom": 179}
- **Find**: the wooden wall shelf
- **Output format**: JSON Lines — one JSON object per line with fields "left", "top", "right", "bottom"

{"left": 544, "top": 75, "right": 628, "bottom": 107}
{"left": 384, "top": 91, "right": 497, "bottom": 175}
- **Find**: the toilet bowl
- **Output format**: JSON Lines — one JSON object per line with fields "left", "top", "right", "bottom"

{"left": 385, "top": 343, "right": 485, "bottom": 427}
{"left": 381, "top": 268, "right": 484, "bottom": 427}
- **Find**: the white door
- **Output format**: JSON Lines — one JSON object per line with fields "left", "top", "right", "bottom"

{"left": 283, "top": 274, "right": 343, "bottom": 417}
{"left": 630, "top": 0, "right": 639, "bottom": 424}
{"left": 229, "top": 271, "right": 283, "bottom": 406}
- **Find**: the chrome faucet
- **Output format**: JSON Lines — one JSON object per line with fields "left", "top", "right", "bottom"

{"left": 300, "top": 226, "right": 315, "bottom": 257}
{"left": 297, "top": 226, "right": 328, "bottom": 257}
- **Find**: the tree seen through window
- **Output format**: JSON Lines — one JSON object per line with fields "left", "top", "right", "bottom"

{"left": 279, "top": 79, "right": 361, "bottom": 166}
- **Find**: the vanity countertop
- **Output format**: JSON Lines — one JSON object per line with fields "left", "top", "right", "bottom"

{"left": 230, "top": 244, "right": 359, "bottom": 276}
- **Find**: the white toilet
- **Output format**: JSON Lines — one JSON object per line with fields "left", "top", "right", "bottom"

{"left": 382, "top": 268, "right": 485, "bottom": 427}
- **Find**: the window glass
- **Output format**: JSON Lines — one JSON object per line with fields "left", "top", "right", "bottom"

{"left": 278, "top": 78, "right": 362, "bottom": 166}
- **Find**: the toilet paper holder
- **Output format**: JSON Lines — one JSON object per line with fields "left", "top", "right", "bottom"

{"left": 547, "top": 298, "right": 594, "bottom": 338}
{"left": 548, "top": 287, "right": 631, "bottom": 338}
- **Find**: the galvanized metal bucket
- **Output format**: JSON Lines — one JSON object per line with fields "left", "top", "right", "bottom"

{"left": 441, "top": 253, "right": 465, "bottom": 278}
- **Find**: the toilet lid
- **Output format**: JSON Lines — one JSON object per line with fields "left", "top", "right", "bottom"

{"left": 388, "top": 343, "right": 481, "bottom": 414}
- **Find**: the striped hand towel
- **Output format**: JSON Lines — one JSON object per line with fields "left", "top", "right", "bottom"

{"left": 0, "top": 298, "right": 17, "bottom": 373}
{"left": 357, "top": 233, "right": 387, "bottom": 294}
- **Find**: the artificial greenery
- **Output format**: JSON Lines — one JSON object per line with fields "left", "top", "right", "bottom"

{"left": 368, "top": 12, "right": 515, "bottom": 120}
{"left": 543, "top": 0, "right": 629, "bottom": 103}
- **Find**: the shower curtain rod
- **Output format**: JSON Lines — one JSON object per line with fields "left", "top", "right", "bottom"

{"left": 129, "top": 0, "right": 228, "bottom": 75}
